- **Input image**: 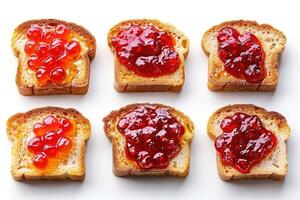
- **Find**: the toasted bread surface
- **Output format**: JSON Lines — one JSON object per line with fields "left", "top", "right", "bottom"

{"left": 12, "top": 19, "right": 96, "bottom": 95}
{"left": 108, "top": 19, "right": 189, "bottom": 92}
{"left": 7, "top": 107, "right": 91, "bottom": 181}
{"left": 103, "top": 103, "right": 194, "bottom": 177}
{"left": 202, "top": 20, "right": 286, "bottom": 91}
{"left": 207, "top": 104, "right": 290, "bottom": 181}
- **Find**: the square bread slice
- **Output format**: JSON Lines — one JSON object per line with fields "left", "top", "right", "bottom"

{"left": 207, "top": 104, "right": 290, "bottom": 181}
{"left": 7, "top": 107, "right": 91, "bottom": 181}
{"left": 202, "top": 20, "right": 286, "bottom": 91}
{"left": 12, "top": 19, "right": 96, "bottom": 95}
{"left": 107, "top": 19, "right": 189, "bottom": 92}
{"left": 103, "top": 103, "right": 194, "bottom": 177}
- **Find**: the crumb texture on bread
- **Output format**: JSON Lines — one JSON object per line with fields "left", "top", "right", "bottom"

{"left": 12, "top": 19, "right": 96, "bottom": 95}
{"left": 7, "top": 107, "right": 91, "bottom": 181}
{"left": 103, "top": 103, "right": 194, "bottom": 177}
{"left": 202, "top": 20, "right": 286, "bottom": 91}
{"left": 108, "top": 19, "right": 189, "bottom": 92}
{"left": 207, "top": 104, "right": 290, "bottom": 181}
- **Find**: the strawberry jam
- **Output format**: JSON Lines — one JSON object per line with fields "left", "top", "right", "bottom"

{"left": 215, "top": 112, "right": 277, "bottom": 173}
{"left": 117, "top": 105, "right": 184, "bottom": 169}
{"left": 24, "top": 24, "right": 81, "bottom": 85}
{"left": 28, "top": 115, "right": 73, "bottom": 169}
{"left": 217, "top": 27, "right": 266, "bottom": 84}
{"left": 111, "top": 24, "right": 180, "bottom": 77}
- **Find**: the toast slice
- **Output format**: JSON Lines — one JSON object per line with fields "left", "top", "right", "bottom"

{"left": 12, "top": 19, "right": 96, "bottom": 95}
{"left": 202, "top": 20, "right": 286, "bottom": 91}
{"left": 107, "top": 19, "right": 189, "bottom": 92}
{"left": 103, "top": 103, "right": 194, "bottom": 176}
{"left": 7, "top": 107, "right": 91, "bottom": 181}
{"left": 207, "top": 104, "right": 290, "bottom": 181}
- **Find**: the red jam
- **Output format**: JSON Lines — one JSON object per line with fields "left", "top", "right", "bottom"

{"left": 215, "top": 112, "right": 277, "bottom": 173}
{"left": 28, "top": 116, "right": 73, "bottom": 169}
{"left": 217, "top": 27, "right": 266, "bottom": 84}
{"left": 111, "top": 24, "right": 180, "bottom": 77}
{"left": 117, "top": 105, "right": 185, "bottom": 169}
{"left": 24, "top": 24, "right": 81, "bottom": 85}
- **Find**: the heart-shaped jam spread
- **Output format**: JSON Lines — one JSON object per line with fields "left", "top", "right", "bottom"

{"left": 217, "top": 27, "right": 266, "bottom": 84}
{"left": 24, "top": 24, "right": 81, "bottom": 85}
{"left": 27, "top": 116, "right": 73, "bottom": 169}
{"left": 111, "top": 24, "right": 180, "bottom": 77}
{"left": 215, "top": 112, "right": 277, "bottom": 173}
{"left": 117, "top": 105, "right": 185, "bottom": 169}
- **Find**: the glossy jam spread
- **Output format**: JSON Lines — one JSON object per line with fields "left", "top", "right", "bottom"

{"left": 27, "top": 116, "right": 73, "bottom": 169}
{"left": 24, "top": 24, "right": 81, "bottom": 85}
{"left": 217, "top": 27, "right": 266, "bottom": 84}
{"left": 111, "top": 24, "right": 180, "bottom": 77}
{"left": 117, "top": 105, "right": 185, "bottom": 169}
{"left": 215, "top": 112, "right": 277, "bottom": 173}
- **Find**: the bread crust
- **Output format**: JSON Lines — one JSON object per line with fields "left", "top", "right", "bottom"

{"left": 103, "top": 103, "right": 194, "bottom": 177}
{"left": 207, "top": 104, "right": 290, "bottom": 181}
{"left": 202, "top": 20, "right": 286, "bottom": 91}
{"left": 7, "top": 107, "right": 91, "bottom": 181}
{"left": 108, "top": 19, "right": 189, "bottom": 92}
{"left": 12, "top": 19, "right": 96, "bottom": 95}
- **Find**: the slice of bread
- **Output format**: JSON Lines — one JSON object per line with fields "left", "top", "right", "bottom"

{"left": 7, "top": 107, "right": 91, "bottom": 181}
{"left": 202, "top": 20, "right": 286, "bottom": 91}
{"left": 207, "top": 104, "right": 290, "bottom": 181}
{"left": 107, "top": 19, "right": 189, "bottom": 92}
{"left": 12, "top": 19, "right": 96, "bottom": 95}
{"left": 103, "top": 103, "right": 194, "bottom": 177}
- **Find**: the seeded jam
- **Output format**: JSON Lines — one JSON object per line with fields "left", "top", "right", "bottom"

{"left": 24, "top": 24, "right": 81, "bottom": 85}
{"left": 217, "top": 27, "right": 266, "bottom": 84}
{"left": 215, "top": 112, "right": 277, "bottom": 173}
{"left": 117, "top": 105, "right": 184, "bottom": 169}
{"left": 111, "top": 24, "right": 180, "bottom": 77}
{"left": 27, "top": 116, "right": 73, "bottom": 169}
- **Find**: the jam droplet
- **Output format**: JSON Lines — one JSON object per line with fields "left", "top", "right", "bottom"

{"left": 111, "top": 25, "right": 180, "bottom": 77}
{"left": 217, "top": 27, "right": 266, "bottom": 84}
{"left": 28, "top": 137, "right": 44, "bottom": 153}
{"left": 27, "top": 25, "right": 42, "bottom": 41}
{"left": 27, "top": 115, "right": 74, "bottom": 169}
{"left": 50, "top": 67, "right": 66, "bottom": 84}
{"left": 24, "top": 40, "right": 37, "bottom": 55}
{"left": 33, "top": 152, "right": 48, "bottom": 168}
{"left": 117, "top": 105, "right": 185, "bottom": 169}
{"left": 66, "top": 40, "right": 81, "bottom": 59}
{"left": 35, "top": 43, "right": 50, "bottom": 60}
{"left": 215, "top": 112, "right": 277, "bottom": 173}
{"left": 27, "top": 55, "right": 42, "bottom": 71}
{"left": 35, "top": 66, "right": 49, "bottom": 84}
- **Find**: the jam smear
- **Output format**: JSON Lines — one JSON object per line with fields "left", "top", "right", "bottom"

{"left": 217, "top": 27, "right": 266, "bottom": 84}
{"left": 215, "top": 112, "right": 277, "bottom": 173}
{"left": 117, "top": 105, "right": 185, "bottom": 169}
{"left": 111, "top": 24, "right": 180, "bottom": 77}
{"left": 25, "top": 24, "right": 81, "bottom": 85}
{"left": 28, "top": 115, "right": 73, "bottom": 169}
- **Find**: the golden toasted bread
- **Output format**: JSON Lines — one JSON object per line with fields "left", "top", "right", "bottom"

{"left": 103, "top": 103, "right": 194, "bottom": 176}
{"left": 108, "top": 19, "right": 189, "bottom": 92}
{"left": 207, "top": 104, "right": 290, "bottom": 181}
{"left": 202, "top": 20, "right": 286, "bottom": 91}
{"left": 7, "top": 107, "right": 91, "bottom": 181}
{"left": 12, "top": 19, "right": 96, "bottom": 95}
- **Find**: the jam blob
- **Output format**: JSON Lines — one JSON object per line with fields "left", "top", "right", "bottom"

{"left": 24, "top": 24, "right": 81, "bottom": 85}
{"left": 117, "top": 105, "right": 185, "bottom": 169}
{"left": 215, "top": 112, "right": 277, "bottom": 173}
{"left": 111, "top": 24, "right": 180, "bottom": 77}
{"left": 28, "top": 115, "right": 73, "bottom": 169}
{"left": 217, "top": 27, "right": 266, "bottom": 84}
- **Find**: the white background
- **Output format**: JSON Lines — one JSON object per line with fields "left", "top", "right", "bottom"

{"left": 0, "top": 0, "right": 299, "bottom": 199}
